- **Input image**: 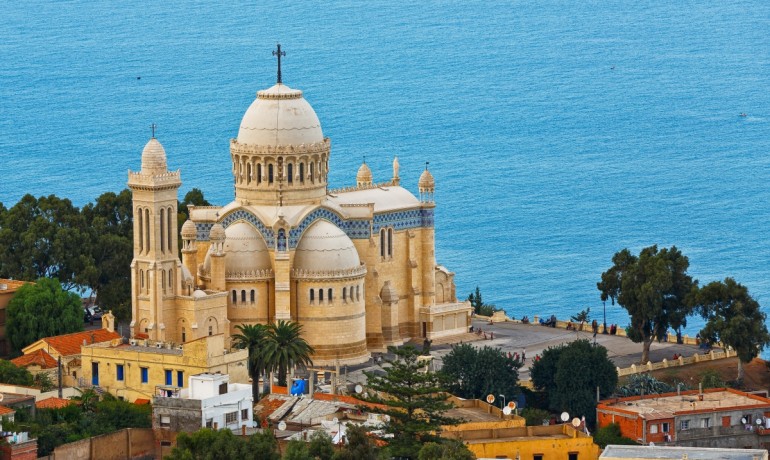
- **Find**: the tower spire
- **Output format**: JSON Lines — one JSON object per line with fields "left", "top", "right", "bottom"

{"left": 272, "top": 43, "right": 286, "bottom": 84}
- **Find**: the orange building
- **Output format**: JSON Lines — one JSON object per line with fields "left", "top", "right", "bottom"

{"left": 0, "top": 279, "right": 32, "bottom": 356}
{"left": 598, "top": 388, "right": 770, "bottom": 449}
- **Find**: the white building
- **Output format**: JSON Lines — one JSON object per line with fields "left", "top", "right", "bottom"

{"left": 153, "top": 373, "right": 253, "bottom": 433}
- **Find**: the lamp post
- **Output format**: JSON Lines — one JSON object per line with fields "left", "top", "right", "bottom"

{"left": 499, "top": 394, "right": 506, "bottom": 411}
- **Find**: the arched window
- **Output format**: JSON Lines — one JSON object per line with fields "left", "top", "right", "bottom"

{"left": 380, "top": 229, "right": 386, "bottom": 257}
{"left": 161, "top": 269, "right": 166, "bottom": 292}
{"left": 181, "top": 327, "right": 186, "bottom": 343}
{"left": 268, "top": 164, "right": 274, "bottom": 184}
{"left": 319, "top": 289, "right": 324, "bottom": 302}
{"left": 387, "top": 229, "right": 393, "bottom": 257}
{"left": 232, "top": 290, "right": 237, "bottom": 304}
{"left": 309, "top": 163, "right": 314, "bottom": 182}
{"left": 208, "top": 325, "right": 213, "bottom": 336}
{"left": 168, "top": 269, "right": 173, "bottom": 293}
{"left": 137, "top": 208, "right": 143, "bottom": 253}
{"left": 241, "top": 290, "right": 246, "bottom": 302}
{"left": 310, "top": 289, "right": 314, "bottom": 303}
{"left": 287, "top": 163, "right": 293, "bottom": 184}
{"left": 167, "top": 206, "right": 173, "bottom": 252}
{"left": 299, "top": 163, "right": 305, "bottom": 184}
{"left": 145, "top": 209, "right": 150, "bottom": 252}
{"left": 140, "top": 269, "right": 144, "bottom": 288}
{"left": 160, "top": 208, "right": 166, "bottom": 253}
{"left": 342, "top": 287, "right": 347, "bottom": 302}
{"left": 247, "top": 163, "right": 252, "bottom": 184}
{"left": 257, "top": 163, "right": 262, "bottom": 185}
{"left": 328, "top": 288, "right": 333, "bottom": 302}
{"left": 250, "top": 290, "right": 255, "bottom": 303}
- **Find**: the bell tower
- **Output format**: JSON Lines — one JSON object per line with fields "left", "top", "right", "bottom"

{"left": 128, "top": 132, "right": 182, "bottom": 341}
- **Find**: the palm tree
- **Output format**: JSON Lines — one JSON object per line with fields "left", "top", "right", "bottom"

{"left": 263, "top": 320, "right": 315, "bottom": 387}
{"left": 232, "top": 323, "right": 269, "bottom": 402}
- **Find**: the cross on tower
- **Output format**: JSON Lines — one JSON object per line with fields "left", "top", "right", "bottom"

{"left": 150, "top": 123, "right": 157, "bottom": 138}
{"left": 272, "top": 43, "right": 286, "bottom": 84}
{"left": 425, "top": 161, "right": 430, "bottom": 170}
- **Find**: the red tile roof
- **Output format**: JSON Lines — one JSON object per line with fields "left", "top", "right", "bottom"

{"left": 36, "top": 397, "right": 77, "bottom": 409}
{"left": 134, "top": 398, "right": 151, "bottom": 405}
{"left": 11, "top": 349, "right": 58, "bottom": 369}
{"left": 43, "top": 329, "right": 121, "bottom": 356}
{"left": 0, "top": 406, "right": 15, "bottom": 416}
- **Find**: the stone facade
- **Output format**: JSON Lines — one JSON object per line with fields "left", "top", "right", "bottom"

{"left": 128, "top": 73, "right": 471, "bottom": 366}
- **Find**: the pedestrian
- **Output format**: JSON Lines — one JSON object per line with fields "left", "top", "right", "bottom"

{"left": 490, "top": 331, "right": 494, "bottom": 340}
{"left": 522, "top": 348, "right": 526, "bottom": 360}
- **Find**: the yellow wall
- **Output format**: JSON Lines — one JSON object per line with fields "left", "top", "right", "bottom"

{"left": 80, "top": 334, "right": 248, "bottom": 402}
{"left": 443, "top": 425, "right": 599, "bottom": 460}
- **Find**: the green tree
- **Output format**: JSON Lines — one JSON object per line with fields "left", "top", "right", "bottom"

{"left": 570, "top": 308, "right": 590, "bottom": 324}
{"left": 332, "top": 423, "right": 378, "bottom": 460}
{"left": 263, "top": 320, "right": 314, "bottom": 387}
{"left": 7, "top": 278, "right": 83, "bottom": 354}
{"left": 418, "top": 440, "right": 475, "bottom": 460}
{"left": 283, "top": 439, "right": 312, "bottom": 460}
{"left": 307, "top": 430, "right": 335, "bottom": 460}
{"left": 233, "top": 323, "right": 270, "bottom": 402}
{"left": 440, "top": 343, "right": 521, "bottom": 401}
{"left": 0, "top": 360, "right": 33, "bottom": 386}
{"left": 530, "top": 340, "right": 617, "bottom": 427}
{"left": 520, "top": 407, "right": 550, "bottom": 427}
{"left": 467, "top": 287, "right": 483, "bottom": 314}
{"left": 167, "top": 429, "right": 280, "bottom": 460}
{"left": 598, "top": 245, "right": 696, "bottom": 364}
{"left": 593, "top": 423, "right": 638, "bottom": 448}
{"left": 360, "top": 345, "right": 459, "bottom": 459}
{"left": 0, "top": 194, "right": 95, "bottom": 291}
{"left": 693, "top": 278, "right": 770, "bottom": 382}
{"left": 81, "top": 189, "right": 133, "bottom": 321}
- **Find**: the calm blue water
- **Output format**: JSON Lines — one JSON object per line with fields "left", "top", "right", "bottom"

{"left": 2, "top": 1, "right": 770, "bottom": 347}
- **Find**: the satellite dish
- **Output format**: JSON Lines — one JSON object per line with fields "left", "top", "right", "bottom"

{"left": 355, "top": 384, "right": 363, "bottom": 394}
{"left": 560, "top": 412, "right": 570, "bottom": 422}
{"left": 572, "top": 417, "right": 581, "bottom": 427}
{"left": 278, "top": 421, "right": 287, "bottom": 431}
{"left": 742, "top": 418, "right": 747, "bottom": 424}
{"left": 508, "top": 401, "right": 516, "bottom": 410}
{"left": 503, "top": 407, "right": 512, "bottom": 416}
{"left": 486, "top": 394, "right": 495, "bottom": 404}
{"left": 757, "top": 418, "right": 764, "bottom": 425}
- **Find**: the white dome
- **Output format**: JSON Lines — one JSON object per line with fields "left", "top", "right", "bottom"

{"left": 237, "top": 83, "right": 324, "bottom": 146}
{"left": 203, "top": 222, "right": 271, "bottom": 276}
{"left": 141, "top": 138, "right": 167, "bottom": 174}
{"left": 294, "top": 220, "right": 361, "bottom": 272}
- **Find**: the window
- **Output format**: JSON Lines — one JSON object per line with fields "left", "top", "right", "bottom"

{"left": 140, "top": 269, "right": 144, "bottom": 288}
{"left": 181, "top": 327, "right": 186, "bottom": 343}
{"left": 168, "top": 269, "right": 173, "bottom": 293}
{"left": 247, "top": 163, "right": 252, "bottom": 184}
{"left": 257, "top": 163, "right": 262, "bottom": 184}
{"left": 533, "top": 455, "right": 543, "bottom": 460}
{"left": 241, "top": 409, "right": 249, "bottom": 420}
{"left": 743, "top": 414, "right": 753, "bottom": 425}
{"left": 649, "top": 424, "right": 658, "bottom": 434}
{"left": 177, "top": 371, "right": 184, "bottom": 387}
{"left": 328, "top": 288, "right": 333, "bottom": 302}
{"left": 138, "top": 208, "right": 143, "bottom": 252}
{"left": 165, "top": 370, "right": 172, "bottom": 386}
{"left": 225, "top": 411, "right": 237, "bottom": 425}
{"left": 208, "top": 325, "right": 213, "bottom": 336}
{"left": 145, "top": 209, "right": 150, "bottom": 251}
{"left": 380, "top": 229, "right": 386, "bottom": 257}
{"left": 219, "top": 382, "right": 228, "bottom": 395}
{"left": 241, "top": 290, "right": 246, "bottom": 302}
{"left": 140, "top": 367, "right": 148, "bottom": 384}
{"left": 161, "top": 269, "right": 166, "bottom": 292}
{"left": 568, "top": 454, "right": 578, "bottom": 460}
{"left": 287, "top": 163, "right": 293, "bottom": 184}
{"left": 116, "top": 364, "right": 124, "bottom": 381}
{"left": 299, "top": 162, "right": 305, "bottom": 183}
{"left": 309, "top": 162, "right": 314, "bottom": 182}
{"left": 701, "top": 417, "right": 710, "bottom": 428}
{"left": 387, "top": 228, "right": 393, "bottom": 257}
{"left": 357, "top": 285, "right": 360, "bottom": 301}
{"left": 205, "top": 419, "right": 213, "bottom": 428}
{"left": 250, "top": 290, "right": 255, "bottom": 303}
{"left": 309, "top": 289, "right": 314, "bottom": 303}
{"left": 662, "top": 422, "right": 670, "bottom": 433}
{"left": 319, "top": 289, "right": 324, "bottom": 302}
{"left": 160, "top": 208, "right": 165, "bottom": 253}
{"left": 167, "top": 207, "right": 173, "bottom": 253}
{"left": 232, "top": 290, "right": 237, "bottom": 303}
{"left": 680, "top": 420, "right": 689, "bottom": 430}
{"left": 91, "top": 362, "right": 99, "bottom": 386}
{"left": 160, "top": 415, "right": 171, "bottom": 427}
{"left": 342, "top": 287, "right": 347, "bottom": 302}
{"left": 268, "top": 164, "right": 274, "bottom": 184}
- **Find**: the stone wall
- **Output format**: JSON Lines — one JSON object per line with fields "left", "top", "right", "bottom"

{"left": 46, "top": 428, "right": 155, "bottom": 460}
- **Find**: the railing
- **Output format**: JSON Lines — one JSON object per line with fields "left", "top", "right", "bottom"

{"left": 616, "top": 349, "right": 735, "bottom": 377}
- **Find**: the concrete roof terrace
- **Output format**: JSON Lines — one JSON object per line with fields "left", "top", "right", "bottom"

{"left": 598, "top": 388, "right": 770, "bottom": 419}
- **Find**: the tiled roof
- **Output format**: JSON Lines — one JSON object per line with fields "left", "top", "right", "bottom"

{"left": 134, "top": 398, "right": 151, "bottom": 405}
{"left": 0, "top": 406, "right": 15, "bottom": 416}
{"left": 11, "top": 349, "right": 58, "bottom": 369}
{"left": 36, "top": 397, "right": 77, "bottom": 409}
{"left": 0, "top": 279, "right": 31, "bottom": 294}
{"left": 43, "top": 329, "right": 121, "bottom": 356}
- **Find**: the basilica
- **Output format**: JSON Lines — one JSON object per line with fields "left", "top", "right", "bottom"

{"left": 127, "top": 59, "right": 471, "bottom": 365}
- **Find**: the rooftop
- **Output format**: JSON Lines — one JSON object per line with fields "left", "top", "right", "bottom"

{"left": 0, "top": 406, "right": 14, "bottom": 416}
{"left": 11, "top": 349, "right": 58, "bottom": 369}
{"left": 601, "top": 445, "right": 768, "bottom": 460}
{"left": 599, "top": 388, "right": 770, "bottom": 419}
{"left": 0, "top": 279, "right": 30, "bottom": 294}
{"left": 35, "top": 328, "right": 121, "bottom": 356}
{"left": 36, "top": 397, "right": 77, "bottom": 410}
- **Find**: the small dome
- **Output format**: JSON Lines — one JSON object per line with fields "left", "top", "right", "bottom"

{"left": 237, "top": 83, "right": 324, "bottom": 146}
{"left": 181, "top": 220, "right": 197, "bottom": 239}
{"left": 192, "top": 289, "right": 207, "bottom": 299}
{"left": 380, "top": 281, "right": 398, "bottom": 303}
{"left": 202, "top": 222, "right": 271, "bottom": 277}
{"left": 210, "top": 223, "right": 226, "bottom": 241}
{"left": 294, "top": 220, "right": 361, "bottom": 272}
{"left": 356, "top": 162, "right": 372, "bottom": 186}
{"left": 141, "top": 138, "right": 168, "bottom": 174}
{"left": 418, "top": 169, "right": 435, "bottom": 191}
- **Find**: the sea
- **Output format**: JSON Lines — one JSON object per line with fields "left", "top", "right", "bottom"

{"left": 2, "top": 1, "right": 770, "bottom": 350}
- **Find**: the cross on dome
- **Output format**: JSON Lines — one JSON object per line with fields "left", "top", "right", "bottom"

{"left": 272, "top": 43, "right": 286, "bottom": 84}
{"left": 150, "top": 123, "right": 157, "bottom": 138}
